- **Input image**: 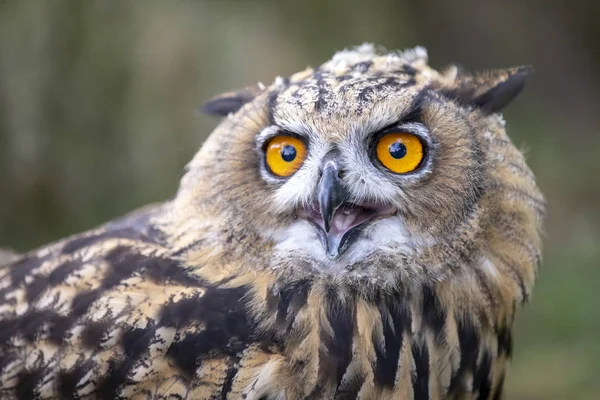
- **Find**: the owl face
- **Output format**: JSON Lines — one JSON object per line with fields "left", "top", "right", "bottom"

{"left": 256, "top": 85, "right": 454, "bottom": 269}
{"left": 188, "top": 45, "right": 540, "bottom": 281}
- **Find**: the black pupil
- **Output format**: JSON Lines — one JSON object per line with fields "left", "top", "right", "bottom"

{"left": 389, "top": 142, "right": 407, "bottom": 159}
{"left": 281, "top": 145, "right": 297, "bottom": 162}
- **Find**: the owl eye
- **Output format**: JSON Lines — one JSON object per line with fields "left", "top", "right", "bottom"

{"left": 376, "top": 132, "right": 424, "bottom": 174}
{"left": 265, "top": 136, "right": 307, "bottom": 177}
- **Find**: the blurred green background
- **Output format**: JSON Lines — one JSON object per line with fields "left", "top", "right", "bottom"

{"left": 0, "top": 1, "right": 598, "bottom": 398}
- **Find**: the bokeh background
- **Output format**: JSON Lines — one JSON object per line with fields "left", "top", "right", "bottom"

{"left": 0, "top": 1, "right": 598, "bottom": 398}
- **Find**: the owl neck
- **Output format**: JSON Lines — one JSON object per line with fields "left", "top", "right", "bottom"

{"left": 245, "top": 274, "right": 513, "bottom": 398}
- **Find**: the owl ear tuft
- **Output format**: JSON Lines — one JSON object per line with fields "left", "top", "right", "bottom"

{"left": 445, "top": 66, "right": 533, "bottom": 115}
{"left": 201, "top": 85, "right": 262, "bottom": 117}
{"left": 471, "top": 66, "right": 532, "bottom": 114}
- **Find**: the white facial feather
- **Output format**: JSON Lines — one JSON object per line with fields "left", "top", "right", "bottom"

{"left": 344, "top": 216, "right": 413, "bottom": 263}
{"left": 273, "top": 136, "right": 328, "bottom": 211}
{"left": 263, "top": 215, "right": 414, "bottom": 274}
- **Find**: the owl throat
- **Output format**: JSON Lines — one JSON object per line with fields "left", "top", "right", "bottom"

{"left": 241, "top": 272, "right": 512, "bottom": 399}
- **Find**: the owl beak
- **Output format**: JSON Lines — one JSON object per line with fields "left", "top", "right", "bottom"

{"left": 302, "top": 159, "right": 396, "bottom": 259}
{"left": 318, "top": 161, "right": 348, "bottom": 234}
{"left": 316, "top": 161, "right": 352, "bottom": 259}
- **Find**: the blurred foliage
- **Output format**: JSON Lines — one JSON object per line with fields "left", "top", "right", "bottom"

{"left": 0, "top": 1, "right": 599, "bottom": 398}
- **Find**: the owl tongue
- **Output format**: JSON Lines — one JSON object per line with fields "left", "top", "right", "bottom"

{"left": 331, "top": 203, "right": 363, "bottom": 233}
{"left": 299, "top": 201, "right": 396, "bottom": 259}
{"left": 297, "top": 201, "right": 395, "bottom": 258}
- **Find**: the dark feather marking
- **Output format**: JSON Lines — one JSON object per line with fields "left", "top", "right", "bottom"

{"left": 122, "top": 325, "right": 156, "bottom": 360}
{"left": 103, "top": 246, "right": 203, "bottom": 288}
{"left": 71, "top": 289, "right": 103, "bottom": 316}
{"left": 58, "top": 370, "right": 79, "bottom": 399}
{"left": 166, "top": 332, "right": 221, "bottom": 377}
{"left": 401, "top": 64, "right": 418, "bottom": 75}
{"left": 473, "top": 67, "right": 532, "bottom": 114}
{"left": 474, "top": 350, "right": 492, "bottom": 400}
{"left": 439, "top": 66, "right": 531, "bottom": 115}
{"left": 220, "top": 356, "right": 241, "bottom": 399}
{"left": 448, "top": 319, "right": 480, "bottom": 395}
{"left": 268, "top": 279, "right": 311, "bottom": 332}
{"left": 24, "top": 278, "right": 47, "bottom": 304}
{"left": 287, "top": 84, "right": 306, "bottom": 109}
{"left": 422, "top": 285, "right": 446, "bottom": 340}
{"left": 141, "top": 257, "right": 203, "bottom": 287}
{"left": 16, "top": 369, "right": 43, "bottom": 400}
{"left": 25, "top": 260, "right": 81, "bottom": 303}
{"left": 46, "top": 313, "right": 73, "bottom": 344}
{"left": 496, "top": 327, "right": 513, "bottom": 357}
{"left": 334, "top": 370, "right": 365, "bottom": 400}
{"left": 402, "top": 86, "right": 428, "bottom": 123}
{"left": 267, "top": 89, "right": 279, "bottom": 125}
{"left": 102, "top": 248, "right": 149, "bottom": 288}
{"left": 81, "top": 320, "right": 112, "bottom": 349}
{"left": 14, "top": 288, "right": 104, "bottom": 344}
{"left": 97, "top": 324, "right": 157, "bottom": 400}
{"left": 170, "top": 238, "right": 206, "bottom": 257}
{"left": 411, "top": 342, "right": 430, "bottom": 400}
{"left": 314, "top": 72, "right": 328, "bottom": 112}
{"left": 160, "top": 286, "right": 248, "bottom": 330}
{"left": 319, "top": 289, "right": 355, "bottom": 389}
{"left": 0, "top": 259, "right": 113, "bottom": 343}
{"left": 2, "top": 255, "right": 49, "bottom": 299}
{"left": 161, "top": 286, "right": 250, "bottom": 377}
{"left": 201, "top": 95, "right": 247, "bottom": 116}
{"left": 373, "top": 293, "right": 411, "bottom": 388}
{"left": 49, "top": 259, "right": 81, "bottom": 284}
{"left": 0, "top": 349, "right": 16, "bottom": 373}
{"left": 0, "top": 310, "right": 70, "bottom": 344}
{"left": 201, "top": 88, "right": 258, "bottom": 117}
{"left": 357, "top": 77, "right": 415, "bottom": 103}
{"left": 58, "top": 361, "right": 94, "bottom": 399}
{"left": 438, "top": 86, "right": 477, "bottom": 109}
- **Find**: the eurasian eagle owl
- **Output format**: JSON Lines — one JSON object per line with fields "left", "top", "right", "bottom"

{"left": 0, "top": 45, "right": 544, "bottom": 399}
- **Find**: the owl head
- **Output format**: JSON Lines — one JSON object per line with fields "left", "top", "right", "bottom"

{"left": 174, "top": 45, "right": 543, "bottom": 291}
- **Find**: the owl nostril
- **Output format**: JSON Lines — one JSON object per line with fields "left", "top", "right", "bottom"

{"left": 318, "top": 168, "right": 344, "bottom": 179}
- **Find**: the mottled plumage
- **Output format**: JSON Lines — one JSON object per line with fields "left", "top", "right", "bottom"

{"left": 0, "top": 45, "right": 544, "bottom": 399}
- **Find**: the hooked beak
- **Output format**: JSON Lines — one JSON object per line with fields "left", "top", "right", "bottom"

{"left": 298, "top": 159, "right": 397, "bottom": 260}
{"left": 318, "top": 161, "right": 347, "bottom": 233}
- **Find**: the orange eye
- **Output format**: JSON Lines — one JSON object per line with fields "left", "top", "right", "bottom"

{"left": 265, "top": 136, "right": 307, "bottom": 177}
{"left": 376, "top": 132, "right": 424, "bottom": 174}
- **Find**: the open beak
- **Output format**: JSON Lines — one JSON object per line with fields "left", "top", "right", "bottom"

{"left": 298, "top": 160, "right": 397, "bottom": 259}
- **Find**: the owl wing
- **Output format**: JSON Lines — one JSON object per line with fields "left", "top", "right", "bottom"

{"left": 0, "top": 205, "right": 253, "bottom": 399}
